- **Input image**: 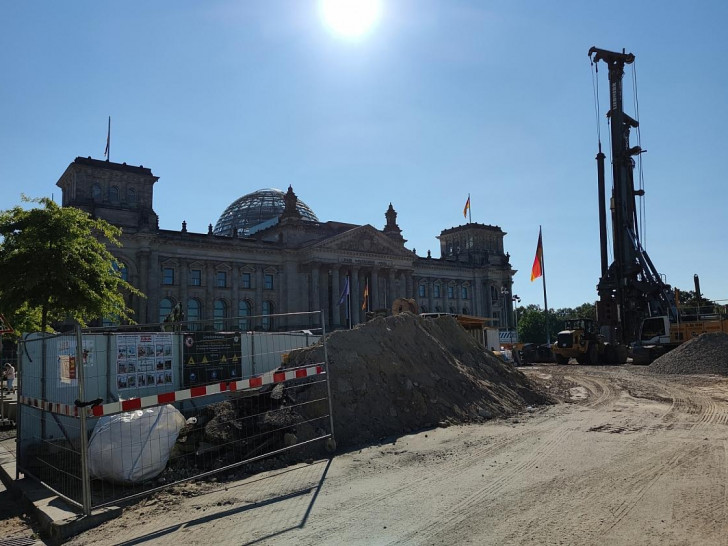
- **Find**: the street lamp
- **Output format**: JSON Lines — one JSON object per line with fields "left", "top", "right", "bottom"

{"left": 512, "top": 294, "right": 521, "bottom": 341}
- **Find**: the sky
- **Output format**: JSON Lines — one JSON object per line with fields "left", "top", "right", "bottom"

{"left": 2, "top": 1, "right": 727, "bottom": 311}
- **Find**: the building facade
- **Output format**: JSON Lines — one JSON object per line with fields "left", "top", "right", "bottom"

{"left": 56, "top": 157, "right": 516, "bottom": 330}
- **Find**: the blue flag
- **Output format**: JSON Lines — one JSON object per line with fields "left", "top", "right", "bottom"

{"left": 338, "top": 276, "right": 350, "bottom": 305}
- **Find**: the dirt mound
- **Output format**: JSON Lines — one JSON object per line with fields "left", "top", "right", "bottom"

{"left": 286, "top": 313, "right": 552, "bottom": 448}
{"left": 648, "top": 332, "right": 728, "bottom": 375}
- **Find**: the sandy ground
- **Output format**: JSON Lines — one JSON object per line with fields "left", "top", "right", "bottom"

{"left": 50, "top": 364, "right": 728, "bottom": 544}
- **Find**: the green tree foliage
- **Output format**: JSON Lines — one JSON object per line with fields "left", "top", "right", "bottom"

{"left": 516, "top": 302, "right": 597, "bottom": 343}
{"left": 0, "top": 196, "right": 143, "bottom": 332}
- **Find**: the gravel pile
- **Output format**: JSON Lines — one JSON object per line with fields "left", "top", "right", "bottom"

{"left": 648, "top": 332, "right": 728, "bottom": 375}
{"left": 285, "top": 312, "right": 552, "bottom": 448}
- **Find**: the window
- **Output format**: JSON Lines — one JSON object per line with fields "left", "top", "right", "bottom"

{"left": 128, "top": 187, "right": 136, "bottom": 204}
{"left": 159, "top": 298, "right": 173, "bottom": 323}
{"left": 461, "top": 286, "right": 468, "bottom": 299}
{"left": 214, "top": 300, "right": 227, "bottom": 331}
{"left": 162, "top": 267, "right": 174, "bottom": 285}
{"left": 241, "top": 272, "right": 251, "bottom": 289}
{"left": 449, "top": 306, "right": 456, "bottom": 314}
{"left": 238, "top": 300, "right": 251, "bottom": 331}
{"left": 418, "top": 284, "right": 426, "bottom": 298}
{"left": 189, "top": 269, "right": 201, "bottom": 286}
{"left": 92, "top": 183, "right": 102, "bottom": 201}
{"left": 216, "top": 271, "right": 227, "bottom": 288}
{"left": 264, "top": 274, "right": 274, "bottom": 290}
{"left": 491, "top": 286, "right": 498, "bottom": 302}
{"left": 447, "top": 285, "right": 454, "bottom": 299}
{"left": 434, "top": 284, "right": 441, "bottom": 298}
{"left": 113, "top": 261, "right": 128, "bottom": 282}
{"left": 109, "top": 185, "right": 119, "bottom": 203}
{"left": 262, "top": 300, "right": 273, "bottom": 331}
{"left": 187, "top": 298, "right": 201, "bottom": 330}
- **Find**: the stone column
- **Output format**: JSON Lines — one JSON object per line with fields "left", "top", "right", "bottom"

{"left": 231, "top": 265, "right": 239, "bottom": 326}
{"left": 456, "top": 281, "right": 462, "bottom": 314}
{"left": 371, "top": 269, "right": 379, "bottom": 310}
{"left": 311, "top": 263, "right": 320, "bottom": 313}
{"left": 180, "top": 259, "right": 188, "bottom": 321}
{"left": 405, "top": 271, "right": 413, "bottom": 299}
{"left": 137, "top": 250, "right": 150, "bottom": 323}
{"left": 351, "top": 268, "right": 360, "bottom": 326}
{"left": 428, "top": 278, "right": 434, "bottom": 312}
{"left": 256, "top": 266, "right": 264, "bottom": 329}
{"left": 331, "top": 267, "right": 341, "bottom": 328}
{"left": 387, "top": 269, "right": 395, "bottom": 309}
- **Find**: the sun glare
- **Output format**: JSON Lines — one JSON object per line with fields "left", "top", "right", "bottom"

{"left": 319, "top": 0, "right": 382, "bottom": 39}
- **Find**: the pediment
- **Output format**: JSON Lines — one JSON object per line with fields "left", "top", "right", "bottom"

{"left": 312, "top": 225, "right": 412, "bottom": 257}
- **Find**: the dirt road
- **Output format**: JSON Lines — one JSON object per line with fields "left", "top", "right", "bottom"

{"left": 66, "top": 364, "right": 728, "bottom": 545}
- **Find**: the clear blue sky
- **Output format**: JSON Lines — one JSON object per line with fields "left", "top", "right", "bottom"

{"left": 2, "top": 1, "right": 727, "bottom": 310}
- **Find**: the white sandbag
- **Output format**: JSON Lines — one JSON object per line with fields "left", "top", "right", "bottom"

{"left": 88, "top": 404, "right": 186, "bottom": 484}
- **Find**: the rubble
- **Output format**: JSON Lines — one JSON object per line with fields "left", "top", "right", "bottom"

{"left": 648, "top": 332, "right": 728, "bottom": 375}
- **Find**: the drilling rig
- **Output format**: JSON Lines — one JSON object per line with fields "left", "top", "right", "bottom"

{"left": 587, "top": 47, "right": 727, "bottom": 364}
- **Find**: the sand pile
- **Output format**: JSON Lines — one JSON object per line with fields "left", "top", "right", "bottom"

{"left": 285, "top": 313, "right": 552, "bottom": 448}
{"left": 648, "top": 332, "right": 728, "bottom": 375}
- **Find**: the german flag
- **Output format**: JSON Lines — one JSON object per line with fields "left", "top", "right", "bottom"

{"left": 530, "top": 228, "right": 543, "bottom": 282}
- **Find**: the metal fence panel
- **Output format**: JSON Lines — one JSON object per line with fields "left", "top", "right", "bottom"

{"left": 16, "top": 311, "right": 334, "bottom": 513}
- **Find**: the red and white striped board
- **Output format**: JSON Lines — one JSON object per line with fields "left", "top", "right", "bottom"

{"left": 19, "top": 363, "right": 325, "bottom": 418}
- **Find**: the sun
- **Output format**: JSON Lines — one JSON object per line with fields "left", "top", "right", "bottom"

{"left": 318, "top": 0, "right": 382, "bottom": 39}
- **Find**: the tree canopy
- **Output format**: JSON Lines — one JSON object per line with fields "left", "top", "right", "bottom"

{"left": 516, "top": 302, "right": 597, "bottom": 344}
{"left": 0, "top": 196, "right": 143, "bottom": 332}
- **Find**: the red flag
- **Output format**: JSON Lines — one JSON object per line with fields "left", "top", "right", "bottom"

{"left": 530, "top": 228, "right": 543, "bottom": 282}
{"left": 361, "top": 280, "right": 369, "bottom": 310}
{"left": 463, "top": 196, "right": 470, "bottom": 218}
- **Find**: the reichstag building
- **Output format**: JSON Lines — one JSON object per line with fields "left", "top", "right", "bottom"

{"left": 56, "top": 157, "right": 516, "bottom": 331}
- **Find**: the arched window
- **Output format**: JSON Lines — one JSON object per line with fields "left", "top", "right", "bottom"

{"left": 187, "top": 298, "right": 201, "bottom": 330}
{"left": 113, "top": 261, "right": 128, "bottom": 282}
{"left": 262, "top": 300, "right": 273, "bottom": 331}
{"left": 92, "top": 184, "right": 102, "bottom": 201}
{"left": 214, "top": 300, "right": 227, "bottom": 331}
{"left": 238, "top": 300, "right": 251, "bottom": 331}
{"left": 159, "top": 298, "right": 174, "bottom": 324}
{"left": 109, "top": 186, "right": 120, "bottom": 203}
{"left": 128, "top": 187, "right": 136, "bottom": 205}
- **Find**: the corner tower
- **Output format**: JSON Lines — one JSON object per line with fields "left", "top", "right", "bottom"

{"left": 56, "top": 157, "right": 159, "bottom": 231}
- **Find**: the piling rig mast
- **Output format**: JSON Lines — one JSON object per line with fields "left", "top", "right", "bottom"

{"left": 588, "top": 47, "right": 678, "bottom": 345}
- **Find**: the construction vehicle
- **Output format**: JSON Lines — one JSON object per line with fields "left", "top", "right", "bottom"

{"left": 588, "top": 47, "right": 726, "bottom": 364}
{"left": 552, "top": 318, "right": 628, "bottom": 365}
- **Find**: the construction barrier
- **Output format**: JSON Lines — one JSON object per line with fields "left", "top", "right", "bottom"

{"left": 15, "top": 311, "right": 334, "bottom": 514}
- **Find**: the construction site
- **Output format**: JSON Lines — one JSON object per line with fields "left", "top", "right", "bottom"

{"left": 2, "top": 44, "right": 728, "bottom": 546}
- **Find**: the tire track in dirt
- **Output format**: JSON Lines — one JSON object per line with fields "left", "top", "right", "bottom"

{"left": 391, "top": 421, "right": 583, "bottom": 545}
{"left": 311, "top": 414, "right": 568, "bottom": 532}
{"left": 413, "top": 370, "right": 725, "bottom": 545}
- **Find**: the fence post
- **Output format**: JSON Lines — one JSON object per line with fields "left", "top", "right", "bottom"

{"left": 319, "top": 310, "right": 336, "bottom": 447}
{"left": 75, "top": 325, "right": 92, "bottom": 516}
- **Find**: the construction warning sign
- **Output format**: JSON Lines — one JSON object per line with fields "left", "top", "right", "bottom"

{"left": 0, "top": 314, "right": 13, "bottom": 334}
{"left": 182, "top": 331, "right": 242, "bottom": 387}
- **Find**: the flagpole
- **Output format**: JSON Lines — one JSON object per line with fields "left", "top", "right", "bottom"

{"left": 539, "top": 225, "right": 550, "bottom": 344}
{"left": 468, "top": 193, "right": 472, "bottom": 223}
{"left": 104, "top": 116, "right": 111, "bottom": 161}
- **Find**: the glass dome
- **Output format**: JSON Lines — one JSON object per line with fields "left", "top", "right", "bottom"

{"left": 213, "top": 188, "right": 318, "bottom": 236}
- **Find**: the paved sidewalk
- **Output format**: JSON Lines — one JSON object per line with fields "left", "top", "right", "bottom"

{"left": 0, "top": 429, "right": 121, "bottom": 545}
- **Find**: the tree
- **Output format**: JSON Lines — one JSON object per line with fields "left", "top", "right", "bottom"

{"left": 516, "top": 302, "right": 597, "bottom": 344}
{"left": 0, "top": 196, "right": 143, "bottom": 332}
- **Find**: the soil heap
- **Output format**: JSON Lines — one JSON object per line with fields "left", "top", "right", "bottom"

{"left": 285, "top": 312, "right": 552, "bottom": 448}
{"left": 648, "top": 332, "right": 728, "bottom": 375}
